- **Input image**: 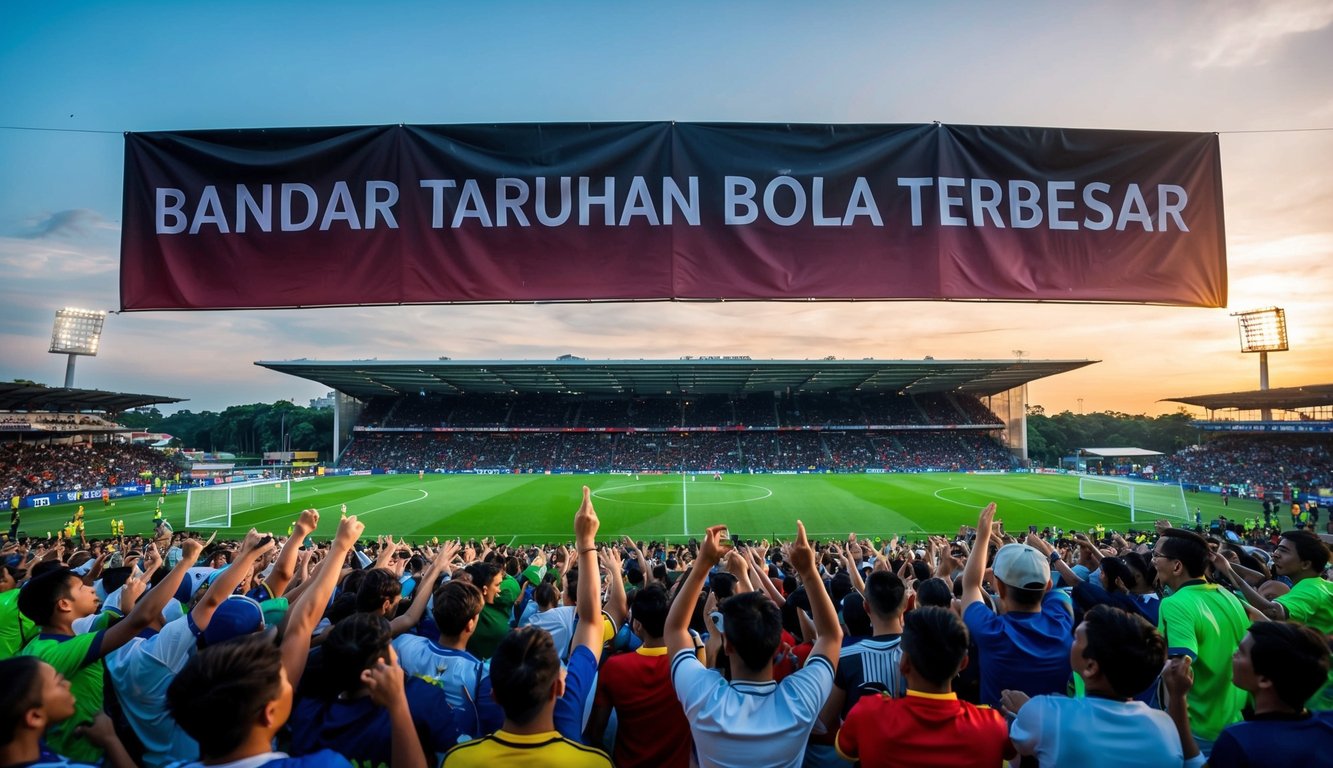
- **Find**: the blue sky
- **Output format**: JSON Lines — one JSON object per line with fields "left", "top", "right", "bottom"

{"left": 2, "top": 0, "right": 1332, "bottom": 415}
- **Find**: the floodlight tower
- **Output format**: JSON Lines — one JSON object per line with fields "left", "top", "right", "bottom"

{"left": 48, "top": 308, "right": 106, "bottom": 388}
{"left": 1231, "top": 307, "right": 1288, "bottom": 421}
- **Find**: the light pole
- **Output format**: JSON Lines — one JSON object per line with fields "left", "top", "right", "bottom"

{"left": 1231, "top": 307, "right": 1289, "bottom": 421}
{"left": 48, "top": 308, "right": 106, "bottom": 388}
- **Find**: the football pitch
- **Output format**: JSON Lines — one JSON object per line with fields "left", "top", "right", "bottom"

{"left": 18, "top": 473, "right": 1262, "bottom": 545}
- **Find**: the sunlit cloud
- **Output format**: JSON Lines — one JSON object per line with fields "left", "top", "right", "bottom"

{"left": 1192, "top": 0, "right": 1333, "bottom": 68}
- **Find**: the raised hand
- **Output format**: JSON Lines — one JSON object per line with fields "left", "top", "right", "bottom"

{"left": 361, "top": 649, "right": 407, "bottom": 708}
{"left": 336, "top": 515, "right": 365, "bottom": 547}
{"left": 697, "top": 524, "right": 729, "bottom": 568}
{"left": 294, "top": 508, "right": 320, "bottom": 536}
{"left": 575, "top": 486, "right": 600, "bottom": 547}
{"left": 788, "top": 520, "right": 816, "bottom": 574}
{"left": 181, "top": 536, "right": 206, "bottom": 562}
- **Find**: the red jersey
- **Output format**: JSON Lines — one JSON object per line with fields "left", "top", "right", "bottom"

{"left": 836, "top": 690, "right": 1015, "bottom": 768}
{"left": 592, "top": 646, "right": 692, "bottom": 768}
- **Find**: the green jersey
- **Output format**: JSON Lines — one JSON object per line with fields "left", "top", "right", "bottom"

{"left": 1158, "top": 581, "right": 1250, "bottom": 740}
{"left": 1276, "top": 577, "right": 1333, "bottom": 711}
{"left": 20, "top": 630, "right": 107, "bottom": 763}
{"left": 0, "top": 589, "right": 38, "bottom": 658}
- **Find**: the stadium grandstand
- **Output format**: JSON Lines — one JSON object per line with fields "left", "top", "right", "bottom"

{"left": 257, "top": 357, "right": 1095, "bottom": 473}
{"left": 1156, "top": 383, "right": 1333, "bottom": 497}
{"left": 0, "top": 383, "right": 185, "bottom": 506}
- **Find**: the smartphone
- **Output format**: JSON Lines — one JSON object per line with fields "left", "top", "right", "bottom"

{"left": 1028, "top": 525, "right": 1038, "bottom": 535}
{"left": 730, "top": 534, "right": 742, "bottom": 549}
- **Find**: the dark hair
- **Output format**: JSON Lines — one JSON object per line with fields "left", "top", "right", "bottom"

{"left": 1280, "top": 530, "right": 1330, "bottom": 572}
{"left": 533, "top": 582, "right": 559, "bottom": 610}
{"left": 168, "top": 632, "right": 284, "bottom": 759}
{"left": 17, "top": 568, "right": 77, "bottom": 627}
{"left": 355, "top": 568, "right": 401, "bottom": 613}
{"left": 915, "top": 577, "right": 954, "bottom": 608}
{"left": 489, "top": 626, "right": 560, "bottom": 725}
{"left": 711, "top": 572, "right": 738, "bottom": 600}
{"left": 720, "top": 591, "right": 782, "bottom": 672}
{"left": 910, "top": 560, "right": 932, "bottom": 582}
{"left": 1081, "top": 605, "right": 1165, "bottom": 697}
{"left": 432, "top": 580, "right": 483, "bottom": 638}
{"left": 0, "top": 657, "right": 44, "bottom": 744}
{"left": 320, "top": 613, "right": 392, "bottom": 696}
{"left": 840, "top": 591, "right": 872, "bottom": 637}
{"left": 1248, "top": 622, "right": 1331, "bottom": 710}
{"left": 629, "top": 584, "right": 669, "bottom": 639}
{"left": 563, "top": 567, "right": 580, "bottom": 600}
{"left": 829, "top": 572, "right": 853, "bottom": 604}
{"left": 902, "top": 606, "right": 970, "bottom": 685}
{"left": 1120, "top": 552, "right": 1152, "bottom": 587}
{"left": 1158, "top": 529, "right": 1210, "bottom": 577}
{"left": 463, "top": 563, "right": 499, "bottom": 597}
{"left": 863, "top": 571, "right": 907, "bottom": 617}
{"left": 1098, "top": 557, "right": 1133, "bottom": 593}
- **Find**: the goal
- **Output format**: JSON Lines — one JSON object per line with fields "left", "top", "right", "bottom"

{"left": 1078, "top": 476, "right": 1189, "bottom": 524}
{"left": 185, "top": 479, "right": 290, "bottom": 528}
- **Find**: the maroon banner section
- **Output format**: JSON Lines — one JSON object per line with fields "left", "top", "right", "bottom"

{"left": 120, "top": 123, "right": 1226, "bottom": 310}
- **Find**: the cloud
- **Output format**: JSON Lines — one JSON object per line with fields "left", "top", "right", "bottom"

{"left": 16, "top": 209, "right": 119, "bottom": 239}
{"left": 1193, "top": 0, "right": 1333, "bottom": 68}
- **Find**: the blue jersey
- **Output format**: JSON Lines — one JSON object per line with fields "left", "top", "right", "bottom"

{"left": 288, "top": 679, "right": 461, "bottom": 768}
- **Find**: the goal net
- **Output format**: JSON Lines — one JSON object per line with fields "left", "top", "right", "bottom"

{"left": 1078, "top": 476, "right": 1189, "bottom": 523}
{"left": 185, "top": 479, "right": 290, "bottom": 528}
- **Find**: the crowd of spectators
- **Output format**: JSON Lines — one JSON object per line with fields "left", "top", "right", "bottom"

{"left": 0, "top": 442, "right": 179, "bottom": 500}
{"left": 341, "top": 430, "right": 1017, "bottom": 474}
{"left": 2, "top": 491, "right": 1329, "bottom": 768}
{"left": 366, "top": 392, "right": 1004, "bottom": 430}
{"left": 1156, "top": 435, "right": 1333, "bottom": 492}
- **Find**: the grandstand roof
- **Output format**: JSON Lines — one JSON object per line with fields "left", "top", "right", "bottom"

{"left": 0, "top": 383, "right": 185, "bottom": 413}
{"left": 1078, "top": 447, "right": 1164, "bottom": 457}
{"left": 256, "top": 358, "right": 1096, "bottom": 399}
{"left": 1161, "top": 383, "right": 1333, "bottom": 411}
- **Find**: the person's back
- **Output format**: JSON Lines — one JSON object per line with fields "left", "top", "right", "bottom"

{"left": 1207, "top": 622, "right": 1333, "bottom": 768}
{"left": 836, "top": 607, "right": 1013, "bottom": 768}
{"left": 1006, "top": 605, "right": 1193, "bottom": 768}
{"left": 961, "top": 525, "right": 1073, "bottom": 706}
{"left": 1153, "top": 529, "right": 1249, "bottom": 745}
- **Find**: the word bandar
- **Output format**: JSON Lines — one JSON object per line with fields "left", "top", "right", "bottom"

{"left": 121, "top": 122, "right": 1226, "bottom": 309}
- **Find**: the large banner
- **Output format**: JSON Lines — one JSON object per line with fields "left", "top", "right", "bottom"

{"left": 121, "top": 123, "right": 1226, "bottom": 309}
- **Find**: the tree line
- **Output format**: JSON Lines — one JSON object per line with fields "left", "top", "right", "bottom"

{"left": 1024, "top": 407, "right": 1199, "bottom": 466}
{"left": 118, "top": 402, "right": 335, "bottom": 458}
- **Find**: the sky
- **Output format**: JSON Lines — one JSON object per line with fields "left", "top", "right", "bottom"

{"left": 1, "top": 0, "right": 1331, "bottom": 416}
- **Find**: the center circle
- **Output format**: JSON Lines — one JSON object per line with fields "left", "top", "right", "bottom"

{"left": 591, "top": 480, "right": 774, "bottom": 507}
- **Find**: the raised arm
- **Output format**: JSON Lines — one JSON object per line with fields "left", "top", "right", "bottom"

{"left": 192, "top": 531, "right": 278, "bottom": 630}
{"left": 666, "top": 524, "right": 727, "bottom": 658}
{"left": 102, "top": 539, "right": 202, "bottom": 656}
{"left": 389, "top": 540, "right": 458, "bottom": 636}
{"left": 1210, "top": 552, "right": 1286, "bottom": 620}
{"left": 790, "top": 521, "right": 841, "bottom": 667}
{"left": 961, "top": 503, "right": 997, "bottom": 609}
{"left": 571, "top": 487, "right": 607, "bottom": 657}
{"left": 264, "top": 509, "right": 318, "bottom": 598}
{"left": 282, "top": 515, "right": 364, "bottom": 689}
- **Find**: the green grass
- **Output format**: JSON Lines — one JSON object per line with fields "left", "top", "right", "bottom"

{"left": 16, "top": 473, "right": 1263, "bottom": 546}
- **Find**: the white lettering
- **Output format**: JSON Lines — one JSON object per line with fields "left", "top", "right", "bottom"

{"left": 843, "top": 178, "right": 883, "bottom": 226}
{"left": 811, "top": 177, "right": 839, "bottom": 227}
{"left": 319, "top": 181, "right": 362, "bottom": 231}
{"left": 970, "top": 179, "right": 1004, "bottom": 227}
{"left": 156, "top": 188, "right": 187, "bottom": 234}
{"left": 725, "top": 176, "right": 758, "bottom": 225}
{"left": 619, "top": 176, "right": 660, "bottom": 226}
{"left": 365, "top": 181, "right": 399, "bottom": 229}
{"left": 1157, "top": 184, "right": 1189, "bottom": 232}
{"left": 763, "top": 176, "right": 806, "bottom": 227}
{"left": 938, "top": 177, "right": 967, "bottom": 226}
{"left": 898, "top": 177, "right": 933, "bottom": 226}
{"left": 1082, "top": 182, "right": 1113, "bottom": 230}
{"left": 1009, "top": 180, "right": 1042, "bottom": 229}
{"left": 495, "top": 179, "right": 530, "bottom": 227}
{"left": 1116, "top": 183, "right": 1153, "bottom": 231}
{"left": 579, "top": 176, "right": 615, "bottom": 226}
{"left": 236, "top": 184, "right": 271, "bottom": 233}
{"left": 452, "top": 179, "right": 493, "bottom": 228}
{"left": 535, "top": 177, "right": 572, "bottom": 226}
{"left": 189, "top": 186, "right": 229, "bottom": 234}
{"left": 1047, "top": 180, "right": 1077, "bottom": 231}
{"left": 419, "top": 180, "right": 457, "bottom": 229}
{"left": 281, "top": 183, "right": 318, "bottom": 231}
{"left": 662, "top": 176, "right": 699, "bottom": 226}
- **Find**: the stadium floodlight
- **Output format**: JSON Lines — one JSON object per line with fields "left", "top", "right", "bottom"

{"left": 1230, "top": 307, "right": 1288, "bottom": 421}
{"left": 48, "top": 308, "right": 106, "bottom": 388}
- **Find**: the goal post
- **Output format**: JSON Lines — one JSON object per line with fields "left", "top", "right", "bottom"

{"left": 1078, "top": 476, "right": 1189, "bottom": 523}
{"left": 185, "top": 479, "right": 291, "bottom": 528}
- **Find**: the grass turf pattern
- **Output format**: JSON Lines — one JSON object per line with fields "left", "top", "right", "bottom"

{"left": 17, "top": 473, "right": 1259, "bottom": 545}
